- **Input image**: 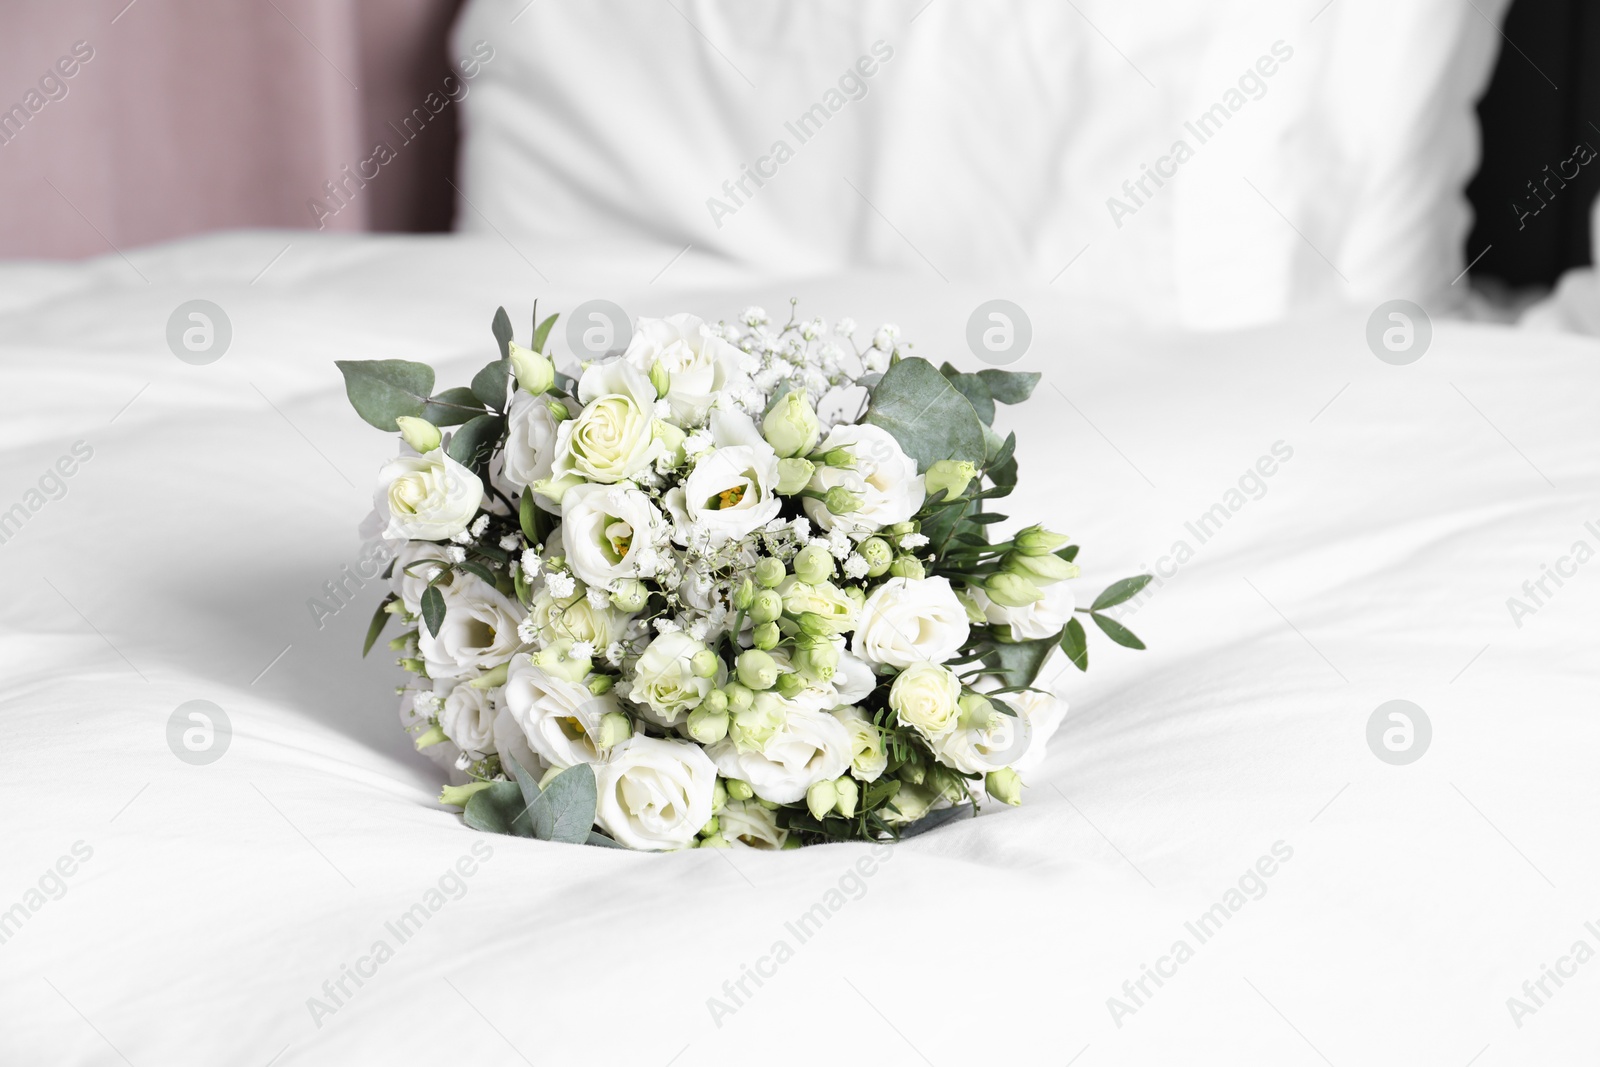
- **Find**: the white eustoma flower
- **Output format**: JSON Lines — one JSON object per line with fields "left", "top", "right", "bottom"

{"left": 801, "top": 424, "right": 923, "bottom": 533}
{"left": 627, "top": 630, "right": 718, "bottom": 727}
{"left": 436, "top": 677, "right": 497, "bottom": 758}
{"left": 719, "top": 799, "right": 788, "bottom": 849}
{"left": 551, "top": 360, "right": 664, "bottom": 484}
{"left": 398, "top": 691, "right": 459, "bottom": 771}
{"left": 417, "top": 574, "right": 524, "bottom": 679}
{"left": 491, "top": 702, "right": 542, "bottom": 777}
{"left": 930, "top": 705, "right": 1022, "bottom": 775}
{"left": 888, "top": 661, "right": 961, "bottom": 742}
{"left": 561, "top": 483, "right": 668, "bottom": 588}
{"left": 594, "top": 736, "right": 718, "bottom": 850}
{"left": 708, "top": 706, "right": 852, "bottom": 804}
{"left": 390, "top": 540, "right": 452, "bottom": 615}
{"left": 970, "top": 580, "right": 1075, "bottom": 641}
{"left": 975, "top": 682, "right": 1067, "bottom": 777}
{"left": 668, "top": 444, "right": 782, "bottom": 546}
{"left": 622, "top": 313, "right": 744, "bottom": 425}
{"left": 375, "top": 448, "right": 484, "bottom": 541}
{"left": 831, "top": 705, "right": 887, "bottom": 782}
{"left": 502, "top": 652, "right": 619, "bottom": 768}
{"left": 527, "top": 585, "right": 630, "bottom": 650}
{"left": 851, "top": 576, "right": 970, "bottom": 669}
{"left": 501, "top": 391, "right": 562, "bottom": 493}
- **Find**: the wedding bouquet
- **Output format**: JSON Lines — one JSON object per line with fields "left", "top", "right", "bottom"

{"left": 343, "top": 303, "right": 1148, "bottom": 851}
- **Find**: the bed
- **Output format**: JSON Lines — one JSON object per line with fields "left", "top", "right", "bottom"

{"left": 5, "top": 1, "right": 1599, "bottom": 1064}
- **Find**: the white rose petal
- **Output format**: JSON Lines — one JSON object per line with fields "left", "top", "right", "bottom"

{"left": 375, "top": 449, "right": 483, "bottom": 542}
{"left": 437, "top": 678, "right": 497, "bottom": 758}
{"left": 594, "top": 736, "right": 718, "bottom": 850}
{"left": 707, "top": 706, "right": 852, "bottom": 804}
{"left": 851, "top": 576, "right": 970, "bottom": 669}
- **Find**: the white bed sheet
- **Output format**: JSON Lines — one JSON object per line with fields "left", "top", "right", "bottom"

{"left": 1, "top": 232, "right": 1597, "bottom": 1066}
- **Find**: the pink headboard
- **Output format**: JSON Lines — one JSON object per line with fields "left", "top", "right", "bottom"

{"left": 0, "top": 0, "right": 465, "bottom": 259}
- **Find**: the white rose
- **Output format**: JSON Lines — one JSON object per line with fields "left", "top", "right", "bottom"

{"left": 527, "top": 586, "right": 630, "bottom": 650}
{"left": 801, "top": 424, "right": 923, "bottom": 533}
{"left": 852, "top": 576, "right": 970, "bottom": 669}
{"left": 417, "top": 574, "right": 524, "bottom": 679}
{"left": 707, "top": 706, "right": 852, "bottom": 804}
{"left": 502, "top": 652, "right": 620, "bottom": 768}
{"left": 831, "top": 705, "right": 887, "bottom": 782}
{"left": 719, "top": 799, "right": 788, "bottom": 849}
{"left": 594, "top": 735, "right": 717, "bottom": 850}
{"left": 561, "top": 483, "right": 669, "bottom": 589}
{"left": 627, "top": 631, "right": 718, "bottom": 727}
{"left": 374, "top": 448, "right": 483, "bottom": 541}
{"left": 552, "top": 360, "right": 664, "bottom": 484}
{"left": 671, "top": 444, "right": 781, "bottom": 545}
{"left": 437, "top": 677, "right": 497, "bottom": 758}
{"left": 888, "top": 661, "right": 961, "bottom": 742}
{"left": 622, "top": 313, "right": 744, "bottom": 424}
{"left": 501, "top": 391, "right": 562, "bottom": 495}
{"left": 390, "top": 540, "right": 452, "bottom": 615}
{"left": 971, "top": 580, "right": 1074, "bottom": 641}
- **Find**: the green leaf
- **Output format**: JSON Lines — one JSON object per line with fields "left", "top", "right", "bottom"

{"left": 525, "top": 763, "right": 599, "bottom": 844}
{"left": 899, "top": 804, "right": 975, "bottom": 838}
{"left": 457, "top": 560, "right": 496, "bottom": 586}
{"left": 977, "top": 368, "right": 1041, "bottom": 405}
{"left": 506, "top": 755, "right": 543, "bottom": 810}
{"left": 1092, "top": 612, "right": 1146, "bottom": 650}
{"left": 1092, "top": 575, "right": 1154, "bottom": 611}
{"left": 863, "top": 778, "right": 901, "bottom": 810}
{"left": 533, "top": 311, "right": 559, "bottom": 353}
{"left": 446, "top": 413, "right": 505, "bottom": 467}
{"left": 361, "top": 596, "right": 394, "bottom": 657}
{"left": 1061, "top": 617, "right": 1089, "bottom": 671}
{"left": 421, "top": 386, "right": 485, "bottom": 428}
{"left": 938, "top": 363, "right": 996, "bottom": 424}
{"left": 420, "top": 586, "right": 446, "bottom": 637}
{"left": 519, "top": 486, "right": 556, "bottom": 546}
{"left": 471, "top": 359, "right": 512, "bottom": 410}
{"left": 463, "top": 780, "right": 533, "bottom": 836}
{"left": 586, "top": 831, "right": 626, "bottom": 849}
{"left": 864, "top": 356, "right": 988, "bottom": 471}
{"left": 986, "top": 429, "right": 1018, "bottom": 491}
{"left": 491, "top": 306, "right": 514, "bottom": 360}
{"left": 336, "top": 359, "right": 435, "bottom": 431}
{"left": 1059, "top": 545, "right": 1080, "bottom": 563}
{"left": 981, "top": 634, "right": 1057, "bottom": 689}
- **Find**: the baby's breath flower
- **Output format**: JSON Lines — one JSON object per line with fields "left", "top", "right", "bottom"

{"left": 900, "top": 533, "right": 930, "bottom": 550}
{"left": 741, "top": 306, "right": 768, "bottom": 327}
{"left": 520, "top": 550, "right": 542, "bottom": 577}
{"left": 843, "top": 553, "right": 870, "bottom": 580}
{"left": 498, "top": 533, "right": 521, "bottom": 551}
{"left": 835, "top": 317, "right": 857, "bottom": 337}
{"left": 470, "top": 514, "right": 491, "bottom": 537}
{"left": 445, "top": 546, "right": 467, "bottom": 563}
{"left": 546, "top": 572, "right": 576, "bottom": 598}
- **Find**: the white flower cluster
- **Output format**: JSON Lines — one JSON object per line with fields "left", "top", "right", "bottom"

{"left": 363, "top": 307, "right": 1077, "bottom": 852}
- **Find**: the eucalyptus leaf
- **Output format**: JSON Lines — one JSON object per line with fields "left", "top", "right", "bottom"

{"left": 863, "top": 356, "right": 987, "bottom": 471}
{"left": 526, "top": 763, "right": 599, "bottom": 844}
{"left": 446, "top": 413, "right": 505, "bottom": 467}
{"left": 506, "top": 755, "right": 543, "bottom": 810}
{"left": 586, "top": 831, "right": 626, "bottom": 849}
{"left": 336, "top": 359, "right": 435, "bottom": 431}
{"left": 1061, "top": 616, "right": 1089, "bottom": 671}
{"left": 471, "top": 359, "right": 512, "bottom": 410}
{"left": 977, "top": 368, "right": 1041, "bottom": 405}
{"left": 1092, "top": 612, "right": 1147, "bottom": 650}
{"left": 981, "top": 634, "right": 1057, "bottom": 689}
{"left": 421, "top": 386, "right": 485, "bottom": 428}
{"left": 938, "top": 363, "right": 996, "bottom": 424}
{"left": 463, "top": 780, "right": 533, "bottom": 836}
{"left": 420, "top": 586, "right": 446, "bottom": 637}
{"left": 533, "top": 312, "right": 559, "bottom": 353}
{"left": 361, "top": 596, "right": 393, "bottom": 657}
{"left": 899, "top": 803, "right": 976, "bottom": 838}
{"left": 491, "top": 306, "right": 514, "bottom": 359}
{"left": 1092, "top": 575, "right": 1154, "bottom": 611}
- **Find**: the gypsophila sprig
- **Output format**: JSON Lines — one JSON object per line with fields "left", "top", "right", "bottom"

{"left": 342, "top": 303, "right": 1149, "bottom": 851}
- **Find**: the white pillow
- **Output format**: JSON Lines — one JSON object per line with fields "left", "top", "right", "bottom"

{"left": 453, "top": 0, "right": 1508, "bottom": 329}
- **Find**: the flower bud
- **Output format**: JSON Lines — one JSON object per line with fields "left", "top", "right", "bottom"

{"left": 532, "top": 639, "right": 592, "bottom": 682}
{"left": 1006, "top": 551, "right": 1079, "bottom": 584}
{"left": 653, "top": 419, "right": 687, "bottom": 467}
{"left": 596, "top": 711, "right": 632, "bottom": 749}
{"left": 775, "top": 457, "right": 815, "bottom": 495}
{"left": 726, "top": 778, "right": 755, "bottom": 801}
{"left": 775, "top": 671, "right": 804, "bottom": 698}
{"left": 806, "top": 779, "right": 838, "bottom": 820}
{"left": 752, "top": 621, "right": 781, "bottom": 650}
{"left": 736, "top": 648, "right": 779, "bottom": 690}
{"left": 438, "top": 781, "right": 495, "bottom": 807}
{"left": 732, "top": 577, "right": 756, "bottom": 611}
{"left": 1014, "top": 524, "right": 1071, "bottom": 556}
{"left": 467, "top": 662, "right": 510, "bottom": 689}
{"left": 690, "top": 647, "right": 721, "bottom": 679}
{"left": 833, "top": 776, "right": 860, "bottom": 819}
{"left": 546, "top": 399, "right": 571, "bottom": 421}
{"left": 797, "top": 639, "right": 839, "bottom": 681}
{"left": 398, "top": 657, "right": 427, "bottom": 674}
{"left": 859, "top": 536, "right": 893, "bottom": 576}
{"left": 699, "top": 687, "right": 729, "bottom": 716}
{"left": 396, "top": 416, "right": 442, "bottom": 454}
{"left": 723, "top": 682, "right": 754, "bottom": 713}
{"left": 823, "top": 485, "right": 862, "bottom": 514}
{"left": 648, "top": 359, "right": 671, "bottom": 399}
{"left": 700, "top": 815, "right": 720, "bottom": 836}
{"left": 754, "top": 557, "right": 786, "bottom": 588}
{"left": 986, "top": 767, "right": 1024, "bottom": 806}
{"left": 586, "top": 674, "right": 614, "bottom": 695}
{"left": 609, "top": 578, "right": 648, "bottom": 613}
{"left": 761, "top": 389, "right": 820, "bottom": 458}
{"left": 508, "top": 341, "right": 555, "bottom": 395}
{"left": 698, "top": 833, "right": 732, "bottom": 848}
{"left": 843, "top": 586, "right": 866, "bottom": 608}
{"left": 686, "top": 705, "right": 730, "bottom": 745}
{"left": 413, "top": 724, "right": 446, "bottom": 749}
{"left": 793, "top": 544, "right": 835, "bottom": 584}
{"left": 885, "top": 521, "right": 916, "bottom": 537}
{"left": 749, "top": 588, "right": 783, "bottom": 624}
{"left": 924, "top": 459, "right": 977, "bottom": 499}
{"left": 712, "top": 778, "right": 728, "bottom": 812}
{"left": 819, "top": 447, "right": 855, "bottom": 467}
{"left": 796, "top": 612, "right": 834, "bottom": 638}
{"left": 730, "top": 692, "right": 785, "bottom": 751}
{"left": 984, "top": 572, "right": 1042, "bottom": 607}
{"left": 956, "top": 588, "right": 988, "bottom": 624}
{"left": 889, "top": 556, "right": 925, "bottom": 580}
{"left": 957, "top": 691, "right": 994, "bottom": 729}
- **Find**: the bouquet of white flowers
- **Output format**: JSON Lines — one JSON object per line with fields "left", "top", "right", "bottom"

{"left": 344, "top": 303, "right": 1148, "bottom": 850}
